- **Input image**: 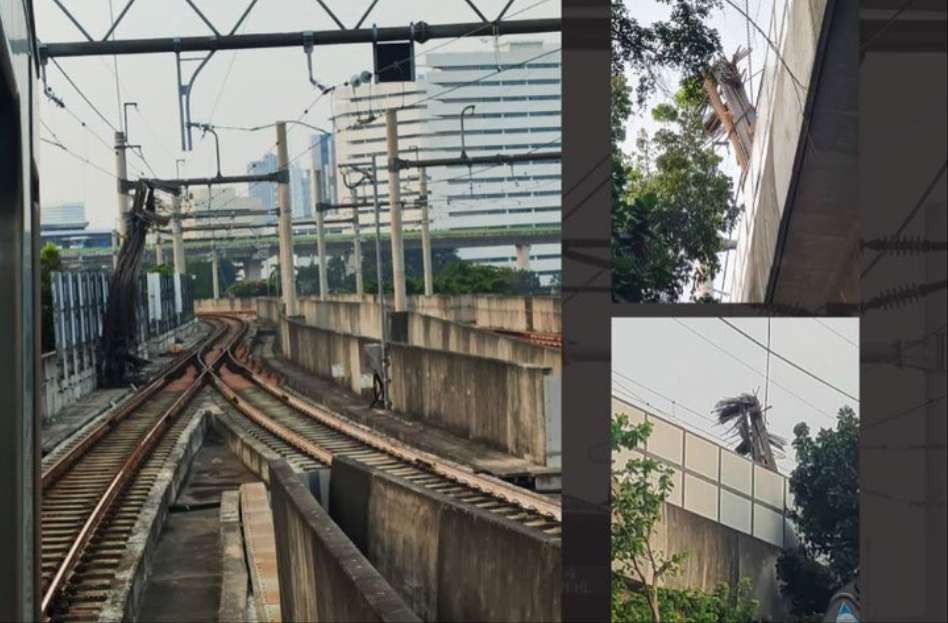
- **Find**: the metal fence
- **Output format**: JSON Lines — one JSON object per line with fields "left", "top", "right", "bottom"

{"left": 45, "top": 270, "right": 194, "bottom": 418}
{"left": 612, "top": 396, "right": 797, "bottom": 549}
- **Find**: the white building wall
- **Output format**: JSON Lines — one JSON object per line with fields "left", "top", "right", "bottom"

{"left": 331, "top": 41, "right": 561, "bottom": 283}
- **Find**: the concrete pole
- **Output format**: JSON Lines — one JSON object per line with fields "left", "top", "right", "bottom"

{"left": 171, "top": 191, "right": 187, "bottom": 274}
{"left": 276, "top": 121, "right": 298, "bottom": 316}
{"left": 114, "top": 131, "right": 129, "bottom": 245}
{"left": 312, "top": 170, "right": 328, "bottom": 300}
{"left": 352, "top": 185, "right": 364, "bottom": 295}
{"left": 211, "top": 246, "right": 220, "bottom": 299}
{"left": 419, "top": 169, "right": 433, "bottom": 295}
{"left": 384, "top": 109, "right": 407, "bottom": 312}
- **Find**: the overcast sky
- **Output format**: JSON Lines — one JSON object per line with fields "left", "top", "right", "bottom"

{"left": 35, "top": 0, "right": 559, "bottom": 229}
{"left": 612, "top": 316, "right": 859, "bottom": 475}
{"left": 617, "top": 0, "right": 789, "bottom": 300}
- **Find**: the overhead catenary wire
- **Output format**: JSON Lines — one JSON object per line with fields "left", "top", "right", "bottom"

{"left": 671, "top": 318, "right": 837, "bottom": 421}
{"left": 813, "top": 317, "right": 858, "bottom": 349}
{"left": 719, "top": 318, "right": 859, "bottom": 403}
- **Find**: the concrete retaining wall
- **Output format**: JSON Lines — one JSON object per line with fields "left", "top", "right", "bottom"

{"left": 256, "top": 297, "right": 282, "bottom": 324}
{"left": 195, "top": 297, "right": 257, "bottom": 314}
{"left": 218, "top": 490, "right": 249, "bottom": 623}
{"left": 390, "top": 311, "right": 561, "bottom": 372}
{"left": 412, "top": 294, "right": 560, "bottom": 333}
{"left": 268, "top": 459, "right": 420, "bottom": 623}
{"left": 329, "top": 455, "right": 561, "bottom": 622}
{"left": 654, "top": 504, "right": 788, "bottom": 620}
{"left": 281, "top": 317, "right": 376, "bottom": 397}
{"left": 387, "top": 343, "right": 553, "bottom": 465}
{"left": 299, "top": 297, "right": 383, "bottom": 339}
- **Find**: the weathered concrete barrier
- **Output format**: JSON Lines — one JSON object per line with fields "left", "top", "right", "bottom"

{"left": 390, "top": 311, "right": 561, "bottom": 372}
{"left": 299, "top": 297, "right": 383, "bottom": 339}
{"left": 269, "top": 459, "right": 420, "bottom": 623}
{"left": 387, "top": 342, "right": 555, "bottom": 465}
{"left": 195, "top": 297, "right": 257, "bottom": 314}
{"left": 329, "top": 455, "right": 561, "bottom": 622}
{"left": 256, "top": 297, "right": 282, "bottom": 324}
{"left": 218, "top": 490, "right": 248, "bottom": 623}
{"left": 412, "top": 294, "right": 561, "bottom": 334}
{"left": 281, "top": 317, "right": 376, "bottom": 397}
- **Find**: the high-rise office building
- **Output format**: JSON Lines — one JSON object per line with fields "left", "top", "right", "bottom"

{"left": 310, "top": 133, "right": 337, "bottom": 205}
{"left": 41, "top": 202, "right": 88, "bottom": 230}
{"left": 246, "top": 152, "right": 311, "bottom": 222}
{"left": 331, "top": 41, "right": 561, "bottom": 283}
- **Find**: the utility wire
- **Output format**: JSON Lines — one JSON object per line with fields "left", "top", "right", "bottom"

{"left": 861, "top": 159, "right": 947, "bottom": 279}
{"left": 41, "top": 135, "right": 117, "bottom": 179}
{"left": 813, "top": 318, "right": 858, "bottom": 349}
{"left": 50, "top": 57, "right": 119, "bottom": 133}
{"left": 719, "top": 318, "right": 859, "bottom": 403}
{"left": 671, "top": 318, "right": 836, "bottom": 420}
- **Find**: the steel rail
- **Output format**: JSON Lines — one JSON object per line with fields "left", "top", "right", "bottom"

{"left": 41, "top": 321, "right": 224, "bottom": 488}
{"left": 41, "top": 318, "right": 242, "bottom": 617}
{"left": 215, "top": 314, "right": 561, "bottom": 521}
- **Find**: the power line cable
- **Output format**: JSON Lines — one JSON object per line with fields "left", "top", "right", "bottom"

{"left": 50, "top": 57, "right": 119, "bottom": 133}
{"left": 719, "top": 318, "right": 859, "bottom": 403}
{"left": 41, "top": 135, "right": 118, "bottom": 179}
{"left": 813, "top": 318, "right": 858, "bottom": 349}
{"left": 671, "top": 318, "right": 836, "bottom": 420}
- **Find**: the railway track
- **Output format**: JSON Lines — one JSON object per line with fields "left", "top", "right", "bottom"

{"left": 40, "top": 318, "right": 244, "bottom": 622}
{"left": 40, "top": 311, "right": 559, "bottom": 621}
{"left": 206, "top": 313, "right": 561, "bottom": 536}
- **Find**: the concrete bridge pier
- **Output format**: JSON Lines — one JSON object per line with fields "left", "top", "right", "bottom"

{"left": 515, "top": 243, "right": 532, "bottom": 271}
{"left": 243, "top": 257, "right": 264, "bottom": 281}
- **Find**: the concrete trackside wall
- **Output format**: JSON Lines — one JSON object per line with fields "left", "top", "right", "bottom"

{"left": 389, "top": 311, "right": 561, "bottom": 372}
{"left": 299, "top": 297, "right": 383, "bottom": 339}
{"left": 328, "top": 456, "right": 561, "bottom": 622}
{"left": 411, "top": 294, "right": 561, "bottom": 333}
{"left": 255, "top": 297, "right": 282, "bottom": 324}
{"left": 268, "top": 459, "right": 420, "bottom": 623}
{"left": 281, "top": 317, "right": 376, "bottom": 397}
{"left": 194, "top": 297, "right": 257, "bottom": 314}
{"left": 387, "top": 343, "right": 553, "bottom": 465}
{"left": 653, "top": 504, "right": 788, "bottom": 620}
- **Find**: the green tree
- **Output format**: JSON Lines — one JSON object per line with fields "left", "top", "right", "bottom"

{"left": 613, "top": 86, "right": 738, "bottom": 301}
{"left": 612, "top": 412, "right": 687, "bottom": 622}
{"left": 612, "top": 0, "right": 723, "bottom": 107}
{"left": 189, "top": 257, "right": 237, "bottom": 299}
{"left": 40, "top": 242, "right": 63, "bottom": 353}
{"left": 228, "top": 279, "right": 270, "bottom": 298}
{"left": 434, "top": 261, "right": 542, "bottom": 296}
{"left": 777, "top": 405, "right": 859, "bottom": 616}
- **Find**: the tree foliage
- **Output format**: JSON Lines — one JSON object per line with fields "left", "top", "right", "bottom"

{"left": 612, "top": 0, "right": 724, "bottom": 107}
{"left": 40, "top": 242, "right": 63, "bottom": 353}
{"left": 776, "top": 405, "right": 859, "bottom": 616}
{"left": 612, "top": 413, "right": 687, "bottom": 622}
{"left": 189, "top": 257, "right": 237, "bottom": 299}
{"left": 613, "top": 577, "right": 759, "bottom": 623}
{"left": 612, "top": 86, "right": 737, "bottom": 301}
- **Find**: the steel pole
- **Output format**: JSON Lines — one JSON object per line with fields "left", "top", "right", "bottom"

{"left": 419, "top": 169, "right": 433, "bottom": 295}
{"left": 211, "top": 245, "right": 220, "bottom": 299}
{"left": 352, "top": 185, "right": 364, "bottom": 295}
{"left": 370, "top": 154, "right": 389, "bottom": 409}
{"left": 171, "top": 191, "right": 187, "bottom": 274}
{"left": 275, "top": 121, "right": 298, "bottom": 316}
{"left": 384, "top": 109, "right": 407, "bottom": 312}
{"left": 312, "top": 170, "right": 328, "bottom": 300}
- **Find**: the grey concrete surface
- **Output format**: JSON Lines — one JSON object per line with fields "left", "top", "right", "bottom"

{"left": 269, "top": 459, "right": 420, "bottom": 623}
{"left": 255, "top": 332, "right": 555, "bottom": 481}
{"left": 135, "top": 423, "right": 260, "bottom": 623}
{"left": 328, "top": 455, "right": 562, "bottom": 623}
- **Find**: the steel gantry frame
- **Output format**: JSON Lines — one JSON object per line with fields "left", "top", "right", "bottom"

{"left": 39, "top": 0, "right": 560, "bottom": 151}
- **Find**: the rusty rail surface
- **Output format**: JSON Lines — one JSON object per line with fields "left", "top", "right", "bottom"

{"left": 40, "top": 317, "right": 244, "bottom": 620}
{"left": 210, "top": 313, "right": 561, "bottom": 524}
